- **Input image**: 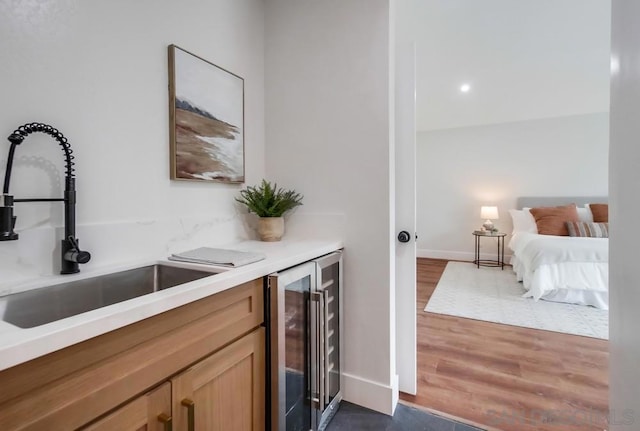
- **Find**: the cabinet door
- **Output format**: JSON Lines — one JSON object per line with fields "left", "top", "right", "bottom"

{"left": 172, "top": 328, "right": 265, "bottom": 431}
{"left": 81, "top": 382, "right": 172, "bottom": 431}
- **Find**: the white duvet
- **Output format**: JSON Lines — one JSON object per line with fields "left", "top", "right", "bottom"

{"left": 509, "top": 232, "right": 609, "bottom": 309}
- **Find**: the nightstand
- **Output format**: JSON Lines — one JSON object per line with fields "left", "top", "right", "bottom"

{"left": 472, "top": 231, "right": 506, "bottom": 269}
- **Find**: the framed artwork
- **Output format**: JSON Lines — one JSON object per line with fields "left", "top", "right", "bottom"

{"left": 168, "top": 45, "right": 245, "bottom": 183}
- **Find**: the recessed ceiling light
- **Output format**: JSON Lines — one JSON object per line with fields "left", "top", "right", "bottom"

{"left": 460, "top": 84, "right": 471, "bottom": 93}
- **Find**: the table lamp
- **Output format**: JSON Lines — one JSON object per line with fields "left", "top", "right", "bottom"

{"left": 480, "top": 206, "right": 499, "bottom": 231}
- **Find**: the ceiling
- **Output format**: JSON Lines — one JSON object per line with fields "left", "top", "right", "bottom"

{"left": 414, "top": 0, "right": 611, "bottom": 131}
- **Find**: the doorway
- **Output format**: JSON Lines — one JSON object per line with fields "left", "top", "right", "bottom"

{"left": 396, "top": 1, "right": 611, "bottom": 430}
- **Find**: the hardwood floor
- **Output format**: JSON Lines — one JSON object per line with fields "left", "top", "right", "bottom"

{"left": 400, "top": 258, "right": 609, "bottom": 431}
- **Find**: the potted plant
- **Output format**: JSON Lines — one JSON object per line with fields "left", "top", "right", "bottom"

{"left": 235, "top": 179, "right": 303, "bottom": 241}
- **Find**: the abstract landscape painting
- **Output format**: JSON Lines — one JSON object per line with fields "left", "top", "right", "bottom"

{"left": 169, "top": 45, "right": 244, "bottom": 183}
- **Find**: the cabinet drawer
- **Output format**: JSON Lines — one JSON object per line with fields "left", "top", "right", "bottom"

{"left": 0, "top": 279, "right": 263, "bottom": 431}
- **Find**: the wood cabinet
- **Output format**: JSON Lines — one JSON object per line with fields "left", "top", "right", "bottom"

{"left": 81, "top": 328, "right": 265, "bottom": 431}
{"left": 173, "top": 329, "right": 265, "bottom": 431}
{"left": 0, "top": 278, "right": 265, "bottom": 431}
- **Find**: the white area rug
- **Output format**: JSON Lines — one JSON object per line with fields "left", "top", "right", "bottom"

{"left": 425, "top": 262, "right": 608, "bottom": 339}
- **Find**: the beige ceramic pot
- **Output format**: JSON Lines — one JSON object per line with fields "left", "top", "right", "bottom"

{"left": 257, "top": 217, "right": 285, "bottom": 242}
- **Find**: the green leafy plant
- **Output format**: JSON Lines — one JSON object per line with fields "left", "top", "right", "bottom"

{"left": 235, "top": 179, "right": 303, "bottom": 217}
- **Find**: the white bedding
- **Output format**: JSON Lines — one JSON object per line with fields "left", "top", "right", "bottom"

{"left": 509, "top": 232, "right": 609, "bottom": 309}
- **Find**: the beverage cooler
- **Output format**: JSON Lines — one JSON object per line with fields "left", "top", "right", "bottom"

{"left": 266, "top": 251, "right": 343, "bottom": 431}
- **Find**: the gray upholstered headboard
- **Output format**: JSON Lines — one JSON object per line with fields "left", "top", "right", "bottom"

{"left": 517, "top": 196, "right": 608, "bottom": 209}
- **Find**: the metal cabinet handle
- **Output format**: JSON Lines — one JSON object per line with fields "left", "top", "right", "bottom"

{"left": 181, "top": 399, "right": 195, "bottom": 431}
{"left": 157, "top": 413, "right": 173, "bottom": 431}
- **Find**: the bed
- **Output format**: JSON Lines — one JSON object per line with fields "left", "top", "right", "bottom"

{"left": 509, "top": 196, "right": 609, "bottom": 310}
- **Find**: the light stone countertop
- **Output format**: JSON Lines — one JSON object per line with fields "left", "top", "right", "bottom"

{"left": 0, "top": 238, "right": 343, "bottom": 372}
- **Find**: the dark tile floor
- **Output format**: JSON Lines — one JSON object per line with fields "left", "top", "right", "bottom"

{"left": 325, "top": 402, "right": 484, "bottom": 431}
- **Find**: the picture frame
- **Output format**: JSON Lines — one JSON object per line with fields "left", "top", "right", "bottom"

{"left": 168, "top": 44, "right": 245, "bottom": 183}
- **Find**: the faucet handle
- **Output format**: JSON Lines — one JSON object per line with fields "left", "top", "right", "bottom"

{"left": 65, "top": 236, "right": 91, "bottom": 264}
{"left": 0, "top": 195, "right": 18, "bottom": 241}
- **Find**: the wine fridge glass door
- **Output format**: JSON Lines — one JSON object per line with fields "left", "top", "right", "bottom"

{"left": 269, "top": 261, "right": 316, "bottom": 431}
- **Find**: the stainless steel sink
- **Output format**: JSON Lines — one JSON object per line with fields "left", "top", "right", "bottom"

{"left": 0, "top": 264, "right": 217, "bottom": 328}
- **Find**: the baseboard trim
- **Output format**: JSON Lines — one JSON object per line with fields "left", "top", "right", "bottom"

{"left": 417, "top": 249, "right": 512, "bottom": 262}
{"left": 342, "top": 372, "right": 397, "bottom": 416}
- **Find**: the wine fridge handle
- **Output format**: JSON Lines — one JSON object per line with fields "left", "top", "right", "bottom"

{"left": 323, "top": 289, "right": 331, "bottom": 404}
{"left": 310, "top": 291, "right": 321, "bottom": 415}
{"left": 319, "top": 290, "right": 325, "bottom": 411}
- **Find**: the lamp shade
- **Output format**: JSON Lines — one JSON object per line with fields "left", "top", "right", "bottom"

{"left": 480, "top": 206, "right": 499, "bottom": 220}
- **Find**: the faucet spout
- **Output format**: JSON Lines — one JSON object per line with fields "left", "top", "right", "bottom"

{"left": 0, "top": 123, "right": 90, "bottom": 274}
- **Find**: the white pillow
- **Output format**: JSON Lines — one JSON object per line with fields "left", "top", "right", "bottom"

{"left": 509, "top": 209, "right": 538, "bottom": 234}
{"left": 577, "top": 206, "right": 594, "bottom": 222}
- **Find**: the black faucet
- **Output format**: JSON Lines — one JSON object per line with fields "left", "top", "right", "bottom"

{"left": 0, "top": 123, "right": 91, "bottom": 274}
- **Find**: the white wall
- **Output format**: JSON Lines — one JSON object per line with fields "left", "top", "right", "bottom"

{"left": 265, "top": 0, "right": 397, "bottom": 414}
{"left": 416, "top": 112, "right": 609, "bottom": 260}
{"left": 0, "top": 0, "right": 265, "bottom": 285}
{"left": 610, "top": 1, "right": 640, "bottom": 429}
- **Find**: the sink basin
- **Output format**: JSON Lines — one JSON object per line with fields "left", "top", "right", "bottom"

{"left": 0, "top": 264, "right": 218, "bottom": 328}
